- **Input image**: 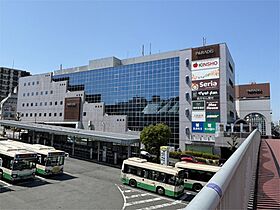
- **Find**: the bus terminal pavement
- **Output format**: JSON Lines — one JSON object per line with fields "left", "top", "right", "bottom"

{"left": 0, "top": 157, "right": 195, "bottom": 210}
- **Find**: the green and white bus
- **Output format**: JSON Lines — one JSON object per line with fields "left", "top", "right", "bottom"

{"left": 7, "top": 140, "right": 66, "bottom": 176}
{"left": 0, "top": 140, "right": 37, "bottom": 181}
{"left": 175, "top": 161, "right": 221, "bottom": 192}
{"left": 121, "top": 157, "right": 185, "bottom": 198}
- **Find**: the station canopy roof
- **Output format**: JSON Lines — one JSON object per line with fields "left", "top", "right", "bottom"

{"left": 0, "top": 120, "right": 139, "bottom": 146}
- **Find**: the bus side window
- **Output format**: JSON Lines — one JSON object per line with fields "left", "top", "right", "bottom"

{"left": 128, "top": 166, "right": 137, "bottom": 175}
{"left": 157, "top": 172, "right": 166, "bottom": 183}
{"left": 150, "top": 170, "right": 159, "bottom": 181}
{"left": 37, "top": 155, "right": 42, "bottom": 164}
{"left": 137, "top": 168, "right": 142, "bottom": 176}
{"left": 143, "top": 170, "right": 149, "bottom": 178}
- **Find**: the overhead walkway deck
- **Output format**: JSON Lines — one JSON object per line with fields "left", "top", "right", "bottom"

{"left": 256, "top": 138, "right": 280, "bottom": 209}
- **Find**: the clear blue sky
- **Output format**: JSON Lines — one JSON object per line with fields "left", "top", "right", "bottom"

{"left": 0, "top": 0, "right": 279, "bottom": 122}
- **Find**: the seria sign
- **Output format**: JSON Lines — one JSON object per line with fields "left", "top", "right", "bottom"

{"left": 192, "top": 79, "right": 219, "bottom": 91}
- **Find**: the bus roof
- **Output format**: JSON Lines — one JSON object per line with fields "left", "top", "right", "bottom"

{"left": 0, "top": 140, "right": 37, "bottom": 158}
{"left": 6, "top": 140, "right": 65, "bottom": 156}
{"left": 175, "top": 162, "right": 221, "bottom": 173}
{"left": 123, "top": 157, "right": 183, "bottom": 175}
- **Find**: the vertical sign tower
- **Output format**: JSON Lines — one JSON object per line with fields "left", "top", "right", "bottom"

{"left": 191, "top": 44, "right": 221, "bottom": 139}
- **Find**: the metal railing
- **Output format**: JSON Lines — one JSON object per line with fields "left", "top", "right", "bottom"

{"left": 185, "top": 129, "right": 261, "bottom": 210}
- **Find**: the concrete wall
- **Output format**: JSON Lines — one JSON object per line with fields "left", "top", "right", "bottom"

{"left": 179, "top": 49, "right": 192, "bottom": 150}
{"left": 17, "top": 73, "right": 67, "bottom": 123}
{"left": 82, "top": 102, "right": 127, "bottom": 133}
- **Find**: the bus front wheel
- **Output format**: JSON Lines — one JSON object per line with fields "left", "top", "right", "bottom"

{"left": 193, "top": 184, "right": 202, "bottom": 192}
{"left": 156, "top": 187, "right": 165, "bottom": 196}
{"left": 129, "top": 179, "right": 137, "bottom": 188}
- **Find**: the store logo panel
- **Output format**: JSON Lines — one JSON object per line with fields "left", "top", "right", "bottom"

{"left": 192, "top": 79, "right": 220, "bottom": 91}
{"left": 204, "top": 122, "right": 216, "bottom": 133}
{"left": 192, "top": 111, "right": 206, "bottom": 122}
{"left": 192, "top": 100, "right": 205, "bottom": 111}
{"left": 206, "top": 112, "right": 220, "bottom": 122}
{"left": 192, "top": 44, "right": 220, "bottom": 61}
{"left": 192, "top": 122, "right": 204, "bottom": 133}
{"left": 191, "top": 58, "right": 220, "bottom": 71}
{"left": 192, "top": 68, "right": 219, "bottom": 81}
{"left": 192, "top": 90, "right": 219, "bottom": 100}
{"left": 206, "top": 100, "right": 220, "bottom": 111}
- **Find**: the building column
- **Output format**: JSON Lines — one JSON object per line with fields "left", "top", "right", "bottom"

{"left": 90, "top": 148, "right": 93, "bottom": 159}
{"left": 51, "top": 133, "right": 54, "bottom": 146}
{"left": 72, "top": 137, "right": 75, "bottom": 156}
{"left": 97, "top": 141, "right": 100, "bottom": 161}
{"left": 127, "top": 145, "right": 131, "bottom": 158}
{"left": 32, "top": 131, "right": 35, "bottom": 144}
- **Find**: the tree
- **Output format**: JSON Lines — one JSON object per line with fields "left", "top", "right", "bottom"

{"left": 271, "top": 122, "right": 280, "bottom": 138}
{"left": 140, "top": 123, "right": 171, "bottom": 162}
{"left": 227, "top": 134, "right": 238, "bottom": 153}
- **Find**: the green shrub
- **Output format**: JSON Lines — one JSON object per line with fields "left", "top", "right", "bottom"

{"left": 169, "top": 150, "right": 220, "bottom": 161}
{"left": 169, "top": 151, "right": 181, "bottom": 159}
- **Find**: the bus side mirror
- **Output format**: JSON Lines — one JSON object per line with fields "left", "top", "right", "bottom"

{"left": 0, "top": 158, "right": 2, "bottom": 167}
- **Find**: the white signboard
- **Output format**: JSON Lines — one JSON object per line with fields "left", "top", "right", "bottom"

{"left": 160, "top": 146, "right": 170, "bottom": 165}
{"left": 191, "top": 58, "right": 220, "bottom": 71}
{"left": 192, "top": 110, "right": 206, "bottom": 122}
{"left": 192, "top": 68, "right": 219, "bottom": 81}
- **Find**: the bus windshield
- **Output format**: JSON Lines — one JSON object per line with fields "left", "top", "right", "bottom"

{"left": 45, "top": 156, "right": 64, "bottom": 167}
{"left": 12, "top": 159, "right": 36, "bottom": 171}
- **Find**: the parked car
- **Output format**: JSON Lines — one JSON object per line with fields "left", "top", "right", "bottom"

{"left": 180, "top": 155, "right": 198, "bottom": 163}
{"left": 140, "top": 151, "right": 152, "bottom": 158}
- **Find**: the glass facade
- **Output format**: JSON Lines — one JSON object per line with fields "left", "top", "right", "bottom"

{"left": 53, "top": 57, "right": 180, "bottom": 147}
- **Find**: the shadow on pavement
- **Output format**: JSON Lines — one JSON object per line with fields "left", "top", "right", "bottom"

{"left": 0, "top": 186, "right": 13, "bottom": 193}
{"left": 13, "top": 177, "right": 50, "bottom": 188}
{"left": 45, "top": 173, "right": 77, "bottom": 181}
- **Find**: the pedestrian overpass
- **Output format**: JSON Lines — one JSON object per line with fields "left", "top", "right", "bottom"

{"left": 186, "top": 130, "right": 280, "bottom": 210}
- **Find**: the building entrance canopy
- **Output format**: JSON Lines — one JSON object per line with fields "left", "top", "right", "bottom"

{"left": 0, "top": 120, "right": 139, "bottom": 146}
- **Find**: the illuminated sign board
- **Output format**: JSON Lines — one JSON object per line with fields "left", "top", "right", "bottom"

{"left": 191, "top": 58, "right": 220, "bottom": 71}
{"left": 192, "top": 110, "right": 206, "bottom": 122}
{"left": 204, "top": 122, "right": 216, "bottom": 133}
{"left": 15, "top": 153, "right": 37, "bottom": 159}
{"left": 192, "top": 68, "right": 219, "bottom": 81}
{"left": 206, "top": 112, "right": 220, "bottom": 122}
{"left": 192, "top": 101, "right": 205, "bottom": 111}
{"left": 247, "top": 89, "right": 263, "bottom": 95}
{"left": 192, "top": 90, "right": 219, "bottom": 100}
{"left": 192, "top": 122, "right": 204, "bottom": 133}
{"left": 192, "top": 79, "right": 220, "bottom": 91}
{"left": 192, "top": 44, "right": 220, "bottom": 61}
{"left": 206, "top": 100, "right": 220, "bottom": 111}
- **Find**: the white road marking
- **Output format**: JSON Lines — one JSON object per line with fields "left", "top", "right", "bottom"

{"left": 126, "top": 197, "right": 162, "bottom": 206}
{"left": 116, "top": 184, "right": 127, "bottom": 210}
{"left": 35, "top": 175, "right": 48, "bottom": 181}
{"left": 0, "top": 180, "right": 12, "bottom": 187}
{"left": 126, "top": 193, "right": 149, "bottom": 199}
{"left": 123, "top": 190, "right": 133, "bottom": 193}
{"left": 135, "top": 200, "right": 182, "bottom": 210}
{"left": 63, "top": 171, "right": 74, "bottom": 176}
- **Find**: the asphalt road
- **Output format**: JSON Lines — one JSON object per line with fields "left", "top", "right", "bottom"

{"left": 0, "top": 158, "right": 195, "bottom": 210}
